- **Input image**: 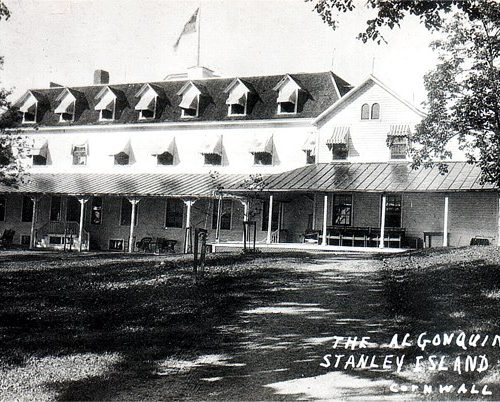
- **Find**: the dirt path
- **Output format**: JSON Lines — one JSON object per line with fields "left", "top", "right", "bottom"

{"left": 109, "top": 256, "right": 407, "bottom": 400}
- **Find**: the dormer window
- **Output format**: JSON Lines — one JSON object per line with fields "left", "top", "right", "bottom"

{"left": 135, "top": 83, "right": 160, "bottom": 120}
{"left": 273, "top": 75, "right": 304, "bottom": 115}
{"left": 110, "top": 140, "right": 132, "bottom": 166}
{"left": 157, "top": 152, "right": 174, "bottom": 165}
{"left": 72, "top": 142, "right": 88, "bottom": 165}
{"left": 200, "top": 135, "right": 222, "bottom": 166}
{"left": 177, "top": 82, "right": 202, "bottom": 118}
{"left": 250, "top": 134, "right": 273, "bottom": 166}
{"left": 16, "top": 91, "right": 40, "bottom": 124}
{"left": 95, "top": 87, "right": 118, "bottom": 121}
{"left": 55, "top": 88, "right": 77, "bottom": 122}
{"left": 225, "top": 78, "right": 253, "bottom": 117}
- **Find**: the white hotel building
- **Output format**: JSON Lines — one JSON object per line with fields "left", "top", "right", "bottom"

{"left": 2, "top": 66, "right": 499, "bottom": 252}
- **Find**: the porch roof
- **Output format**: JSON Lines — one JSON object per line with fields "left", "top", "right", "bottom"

{"left": 225, "top": 162, "right": 497, "bottom": 193}
{"left": 0, "top": 172, "right": 247, "bottom": 197}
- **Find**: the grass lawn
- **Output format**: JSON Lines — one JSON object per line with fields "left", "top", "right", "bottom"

{"left": 0, "top": 247, "right": 499, "bottom": 400}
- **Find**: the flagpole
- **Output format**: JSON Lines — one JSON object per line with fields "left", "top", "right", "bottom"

{"left": 196, "top": 6, "right": 201, "bottom": 67}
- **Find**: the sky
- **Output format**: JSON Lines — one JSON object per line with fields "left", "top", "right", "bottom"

{"left": 0, "top": 0, "right": 439, "bottom": 107}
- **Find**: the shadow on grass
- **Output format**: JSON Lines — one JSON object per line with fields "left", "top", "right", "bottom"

{"left": 0, "top": 251, "right": 499, "bottom": 400}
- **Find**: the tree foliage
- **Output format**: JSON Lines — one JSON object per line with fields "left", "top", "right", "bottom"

{"left": 0, "top": 1, "right": 28, "bottom": 186}
{"left": 411, "top": 2, "right": 500, "bottom": 186}
{"left": 307, "top": 0, "right": 486, "bottom": 44}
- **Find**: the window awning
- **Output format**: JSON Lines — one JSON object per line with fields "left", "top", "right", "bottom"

{"left": 302, "top": 133, "right": 317, "bottom": 155}
{"left": 71, "top": 141, "right": 88, "bottom": 155}
{"left": 135, "top": 91, "right": 156, "bottom": 111}
{"left": 250, "top": 134, "right": 273, "bottom": 154}
{"left": 19, "top": 95, "right": 37, "bottom": 113}
{"left": 152, "top": 137, "right": 175, "bottom": 156}
{"left": 55, "top": 95, "right": 75, "bottom": 115}
{"left": 179, "top": 87, "right": 199, "bottom": 110}
{"left": 327, "top": 127, "right": 350, "bottom": 145}
{"left": 226, "top": 86, "right": 247, "bottom": 106}
{"left": 109, "top": 140, "right": 131, "bottom": 156}
{"left": 31, "top": 139, "right": 48, "bottom": 157}
{"left": 388, "top": 124, "right": 411, "bottom": 137}
{"left": 277, "top": 85, "right": 297, "bottom": 104}
{"left": 200, "top": 135, "right": 222, "bottom": 155}
{"left": 94, "top": 91, "right": 116, "bottom": 111}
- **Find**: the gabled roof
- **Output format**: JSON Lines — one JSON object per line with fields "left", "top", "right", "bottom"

{"left": 272, "top": 74, "right": 303, "bottom": 92}
{"left": 8, "top": 71, "right": 346, "bottom": 127}
{"left": 13, "top": 90, "right": 46, "bottom": 109}
{"left": 313, "top": 75, "right": 426, "bottom": 125}
{"left": 224, "top": 78, "right": 253, "bottom": 94}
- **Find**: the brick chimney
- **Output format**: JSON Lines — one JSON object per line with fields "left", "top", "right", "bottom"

{"left": 94, "top": 70, "right": 110, "bottom": 85}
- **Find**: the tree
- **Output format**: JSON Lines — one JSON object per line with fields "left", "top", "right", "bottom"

{"left": 307, "top": 0, "right": 486, "bottom": 43}
{"left": 410, "top": 2, "right": 500, "bottom": 186}
{"left": 0, "top": 1, "right": 28, "bottom": 186}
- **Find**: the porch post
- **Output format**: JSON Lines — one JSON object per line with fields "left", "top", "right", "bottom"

{"left": 215, "top": 194, "right": 222, "bottom": 243}
{"left": 312, "top": 193, "right": 317, "bottom": 230}
{"left": 379, "top": 194, "right": 387, "bottom": 249}
{"left": 183, "top": 198, "right": 196, "bottom": 253}
{"left": 322, "top": 194, "right": 328, "bottom": 246}
{"left": 266, "top": 194, "right": 274, "bottom": 244}
{"left": 242, "top": 198, "right": 250, "bottom": 242}
{"left": 77, "top": 197, "right": 89, "bottom": 252}
{"left": 29, "top": 195, "right": 40, "bottom": 250}
{"left": 127, "top": 198, "right": 140, "bottom": 253}
{"left": 443, "top": 195, "right": 449, "bottom": 247}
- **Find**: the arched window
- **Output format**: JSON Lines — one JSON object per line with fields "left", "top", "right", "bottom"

{"left": 361, "top": 103, "right": 370, "bottom": 120}
{"left": 371, "top": 103, "right": 380, "bottom": 119}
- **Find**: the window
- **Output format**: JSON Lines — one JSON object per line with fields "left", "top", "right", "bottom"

{"left": 23, "top": 110, "right": 36, "bottom": 123}
{"left": 229, "top": 104, "right": 245, "bottom": 116}
{"left": 50, "top": 196, "right": 62, "bottom": 222}
{"left": 100, "top": 109, "right": 114, "bottom": 120}
{"left": 21, "top": 235, "right": 30, "bottom": 245}
{"left": 66, "top": 197, "right": 81, "bottom": 222}
{"left": 32, "top": 155, "right": 47, "bottom": 166}
{"left": 389, "top": 136, "right": 408, "bottom": 159}
{"left": 165, "top": 198, "right": 184, "bottom": 228}
{"left": 157, "top": 152, "right": 174, "bottom": 166}
{"left": 204, "top": 153, "right": 222, "bottom": 166}
{"left": 361, "top": 103, "right": 370, "bottom": 120}
{"left": 254, "top": 152, "right": 272, "bottom": 166}
{"left": 114, "top": 152, "right": 130, "bottom": 166}
{"left": 384, "top": 194, "right": 402, "bottom": 228}
{"left": 0, "top": 197, "right": 5, "bottom": 221}
{"left": 278, "top": 101, "right": 296, "bottom": 114}
{"left": 331, "top": 144, "right": 348, "bottom": 160}
{"left": 212, "top": 199, "right": 232, "bottom": 230}
{"left": 60, "top": 112, "right": 74, "bottom": 122}
{"left": 306, "top": 150, "right": 315, "bottom": 164}
{"left": 261, "top": 200, "right": 279, "bottom": 231}
{"left": 72, "top": 145, "right": 87, "bottom": 165}
{"left": 109, "top": 239, "right": 124, "bottom": 251}
{"left": 120, "top": 198, "right": 138, "bottom": 226}
{"left": 333, "top": 194, "right": 352, "bottom": 226}
{"left": 371, "top": 103, "right": 380, "bottom": 119}
{"left": 140, "top": 109, "right": 155, "bottom": 120}
{"left": 21, "top": 196, "right": 33, "bottom": 222}
{"left": 181, "top": 107, "right": 198, "bottom": 118}
{"left": 91, "top": 197, "right": 102, "bottom": 225}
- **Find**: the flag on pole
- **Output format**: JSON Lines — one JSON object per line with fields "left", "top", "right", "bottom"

{"left": 173, "top": 8, "right": 199, "bottom": 50}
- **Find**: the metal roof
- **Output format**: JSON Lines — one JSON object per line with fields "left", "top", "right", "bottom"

{"left": 225, "top": 162, "right": 497, "bottom": 193}
{"left": 0, "top": 172, "right": 247, "bottom": 197}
